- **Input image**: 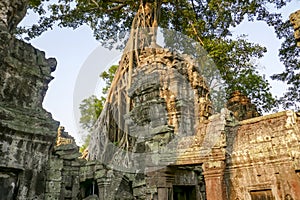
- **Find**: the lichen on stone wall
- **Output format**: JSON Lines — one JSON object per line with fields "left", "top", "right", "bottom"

{"left": 0, "top": 1, "right": 59, "bottom": 199}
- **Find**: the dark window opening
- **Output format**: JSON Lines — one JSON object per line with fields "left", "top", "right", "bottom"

{"left": 173, "top": 186, "right": 196, "bottom": 200}
{"left": 0, "top": 168, "right": 20, "bottom": 200}
{"left": 80, "top": 179, "right": 99, "bottom": 198}
{"left": 250, "top": 189, "right": 275, "bottom": 200}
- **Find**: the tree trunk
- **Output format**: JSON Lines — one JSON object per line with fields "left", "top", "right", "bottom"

{"left": 89, "top": 0, "right": 164, "bottom": 168}
{"left": 0, "top": 0, "right": 28, "bottom": 32}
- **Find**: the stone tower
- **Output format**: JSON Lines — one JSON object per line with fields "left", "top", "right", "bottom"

{"left": 87, "top": 2, "right": 213, "bottom": 199}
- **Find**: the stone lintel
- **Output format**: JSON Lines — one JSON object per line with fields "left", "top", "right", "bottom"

{"left": 175, "top": 147, "right": 226, "bottom": 166}
{"left": 145, "top": 167, "right": 174, "bottom": 188}
{"left": 97, "top": 177, "right": 111, "bottom": 187}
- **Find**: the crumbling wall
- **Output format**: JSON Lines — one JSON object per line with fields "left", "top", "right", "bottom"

{"left": 45, "top": 128, "right": 126, "bottom": 200}
{"left": 0, "top": 34, "right": 59, "bottom": 199}
{"left": 45, "top": 131, "right": 81, "bottom": 200}
{"left": 0, "top": 1, "right": 59, "bottom": 199}
{"left": 225, "top": 111, "right": 300, "bottom": 199}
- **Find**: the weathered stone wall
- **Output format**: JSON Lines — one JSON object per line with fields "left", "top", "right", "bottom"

{"left": 0, "top": 36, "right": 57, "bottom": 108}
{"left": 45, "top": 142, "right": 82, "bottom": 199}
{"left": 45, "top": 144, "right": 88, "bottom": 200}
{"left": 0, "top": 1, "right": 59, "bottom": 198}
{"left": 0, "top": 31, "right": 59, "bottom": 198}
{"left": 225, "top": 111, "right": 300, "bottom": 199}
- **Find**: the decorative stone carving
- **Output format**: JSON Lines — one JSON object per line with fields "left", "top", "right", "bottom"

{"left": 56, "top": 126, "right": 76, "bottom": 146}
{"left": 226, "top": 90, "right": 260, "bottom": 121}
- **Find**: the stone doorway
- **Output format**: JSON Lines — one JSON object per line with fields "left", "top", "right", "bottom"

{"left": 173, "top": 185, "right": 196, "bottom": 200}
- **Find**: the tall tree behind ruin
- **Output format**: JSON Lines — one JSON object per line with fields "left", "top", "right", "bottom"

{"left": 22, "top": 0, "right": 298, "bottom": 111}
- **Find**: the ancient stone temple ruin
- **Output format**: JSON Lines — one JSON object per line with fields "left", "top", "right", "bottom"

{"left": 0, "top": 1, "right": 59, "bottom": 199}
{"left": 1, "top": 1, "right": 300, "bottom": 200}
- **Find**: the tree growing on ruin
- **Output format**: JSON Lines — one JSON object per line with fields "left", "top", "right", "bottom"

{"left": 79, "top": 65, "right": 118, "bottom": 150}
{"left": 23, "top": 0, "right": 297, "bottom": 111}
{"left": 79, "top": 65, "right": 118, "bottom": 132}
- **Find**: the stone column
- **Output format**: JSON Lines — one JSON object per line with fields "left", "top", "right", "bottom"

{"left": 202, "top": 161, "right": 227, "bottom": 200}
{"left": 97, "top": 177, "right": 112, "bottom": 200}
{"left": 157, "top": 187, "right": 170, "bottom": 200}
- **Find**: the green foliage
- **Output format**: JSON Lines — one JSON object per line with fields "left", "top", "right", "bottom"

{"left": 79, "top": 65, "right": 118, "bottom": 150}
{"left": 165, "top": 31, "right": 275, "bottom": 112}
{"left": 28, "top": 0, "right": 42, "bottom": 8}
{"left": 79, "top": 133, "right": 90, "bottom": 153}
{"left": 22, "top": 0, "right": 295, "bottom": 111}
{"left": 25, "top": 0, "right": 291, "bottom": 47}
{"left": 79, "top": 95, "right": 105, "bottom": 132}
{"left": 79, "top": 65, "right": 118, "bottom": 132}
{"left": 100, "top": 65, "right": 119, "bottom": 95}
{"left": 204, "top": 37, "right": 276, "bottom": 112}
{"left": 271, "top": 20, "right": 300, "bottom": 110}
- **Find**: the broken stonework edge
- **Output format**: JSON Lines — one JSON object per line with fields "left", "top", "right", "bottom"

{"left": 0, "top": 106, "right": 58, "bottom": 136}
{"left": 54, "top": 143, "right": 78, "bottom": 151}
{"left": 57, "top": 152, "right": 82, "bottom": 160}
{"left": 239, "top": 110, "right": 296, "bottom": 126}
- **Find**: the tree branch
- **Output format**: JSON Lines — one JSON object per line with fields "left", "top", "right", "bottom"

{"left": 189, "top": 20, "right": 204, "bottom": 46}
{"left": 87, "top": 2, "right": 127, "bottom": 13}
{"left": 107, "top": 4, "right": 126, "bottom": 12}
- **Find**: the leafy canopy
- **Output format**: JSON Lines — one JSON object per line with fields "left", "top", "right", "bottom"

{"left": 26, "top": 0, "right": 291, "bottom": 45}
{"left": 24, "top": 0, "right": 298, "bottom": 111}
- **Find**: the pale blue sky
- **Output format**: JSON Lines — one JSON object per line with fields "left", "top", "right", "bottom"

{"left": 19, "top": 1, "right": 299, "bottom": 144}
